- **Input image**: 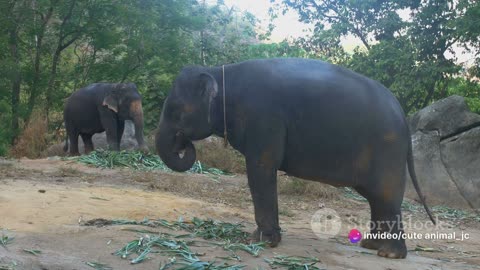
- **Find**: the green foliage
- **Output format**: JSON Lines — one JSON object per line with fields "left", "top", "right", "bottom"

{"left": 0, "top": 0, "right": 479, "bottom": 155}
{"left": 446, "top": 78, "right": 480, "bottom": 113}
{"left": 278, "top": 0, "right": 480, "bottom": 114}
{"left": 0, "top": 0, "right": 271, "bottom": 153}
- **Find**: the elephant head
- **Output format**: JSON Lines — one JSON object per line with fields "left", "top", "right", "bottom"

{"left": 155, "top": 67, "right": 218, "bottom": 172}
{"left": 102, "top": 83, "right": 147, "bottom": 150}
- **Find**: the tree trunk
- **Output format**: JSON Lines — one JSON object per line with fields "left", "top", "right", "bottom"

{"left": 27, "top": 4, "right": 54, "bottom": 120}
{"left": 9, "top": 28, "right": 21, "bottom": 143}
{"left": 44, "top": 0, "right": 79, "bottom": 124}
{"left": 45, "top": 48, "right": 62, "bottom": 125}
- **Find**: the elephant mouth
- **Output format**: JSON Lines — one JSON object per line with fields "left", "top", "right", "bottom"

{"left": 177, "top": 149, "right": 186, "bottom": 159}
{"left": 156, "top": 128, "right": 196, "bottom": 172}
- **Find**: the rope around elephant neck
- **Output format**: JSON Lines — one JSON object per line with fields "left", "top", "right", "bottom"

{"left": 222, "top": 65, "right": 228, "bottom": 148}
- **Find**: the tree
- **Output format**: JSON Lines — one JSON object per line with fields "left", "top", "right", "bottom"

{"left": 278, "top": 0, "right": 479, "bottom": 113}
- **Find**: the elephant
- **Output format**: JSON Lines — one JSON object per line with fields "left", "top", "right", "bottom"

{"left": 155, "top": 58, "right": 435, "bottom": 259}
{"left": 63, "top": 83, "right": 147, "bottom": 155}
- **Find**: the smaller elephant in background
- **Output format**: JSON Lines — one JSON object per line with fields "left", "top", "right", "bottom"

{"left": 63, "top": 83, "right": 147, "bottom": 155}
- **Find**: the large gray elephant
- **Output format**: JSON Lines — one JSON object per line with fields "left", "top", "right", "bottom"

{"left": 64, "top": 83, "right": 147, "bottom": 155}
{"left": 155, "top": 58, "right": 435, "bottom": 259}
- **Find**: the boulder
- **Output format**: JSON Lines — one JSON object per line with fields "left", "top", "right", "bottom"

{"left": 409, "top": 95, "right": 480, "bottom": 138}
{"left": 406, "top": 95, "right": 480, "bottom": 210}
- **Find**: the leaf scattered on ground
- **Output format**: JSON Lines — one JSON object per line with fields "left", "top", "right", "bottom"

{"left": 0, "top": 234, "right": 14, "bottom": 248}
{"left": 23, "top": 249, "right": 41, "bottom": 256}
{"left": 414, "top": 245, "right": 441, "bottom": 253}
{"left": 85, "top": 261, "right": 113, "bottom": 270}
{"left": 114, "top": 234, "right": 245, "bottom": 269}
{"left": 432, "top": 206, "right": 474, "bottom": 221}
{"left": 264, "top": 255, "right": 323, "bottom": 270}
{"left": 83, "top": 217, "right": 267, "bottom": 269}
{"left": 343, "top": 187, "right": 367, "bottom": 202}
{"left": 84, "top": 217, "right": 250, "bottom": 243}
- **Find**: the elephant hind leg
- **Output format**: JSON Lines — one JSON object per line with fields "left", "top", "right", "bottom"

{"left": 356, "top": 159, "right": 407, "bottom": 259}
{"left": 68, "top": 130, "right": 80, "bottom": 156}
{"left": 81, "top": 133, "right": 94, "bottom": 154}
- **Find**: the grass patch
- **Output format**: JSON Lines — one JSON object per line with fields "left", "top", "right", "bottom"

{"left": 279, "top": 208, "right": 295, "bottom": 217}
{"left": 401, "top": 200, "right": 421, "bottom": 212}
{"left": 432, "top": 205, "right": 480, "bottom": 222}
{"left": 278, "top": 177, "right": 340, "bottom": 199}
{"left": 71, "top": 150, "right": 232, "bottom": 178}
{"left": 56, "top": 166, "right": 81, "bottom": 177}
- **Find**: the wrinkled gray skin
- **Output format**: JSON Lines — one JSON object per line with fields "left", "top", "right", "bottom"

{"left": 64, "top": 83, "right": 147, "bottom": 155}
{"left": 155, "top": 58, "right": 435, "bottom": 259}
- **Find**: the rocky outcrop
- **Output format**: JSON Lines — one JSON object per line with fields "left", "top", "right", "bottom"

{"left": 406, "top": 95, "right": 480, "bottom": 210}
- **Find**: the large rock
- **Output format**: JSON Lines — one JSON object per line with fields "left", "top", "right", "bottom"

{"left": 79, "top": 120, "right": 139, "bottom": 153}
{"left": 406, "top": 95, "right": 480, "bottom": 210}
{"left": 409, "top": 95, "right": 480, "bottom": 137}
{"left": 42, "top": 120, "right": 139, "bottom": 156}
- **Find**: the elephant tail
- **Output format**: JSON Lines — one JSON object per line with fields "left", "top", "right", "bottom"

{"left": 63, "top": 135, "right": 69, "bottom": 153}
{"left": 407, "top": 129, "right": 436, "bottom": 224}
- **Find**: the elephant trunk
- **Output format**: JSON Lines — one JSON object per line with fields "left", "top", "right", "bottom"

{"left": 155, "top": 119, "right": 196, "bottom": 172}
{"left": 130, "top": 100, "right": 146, "bottom": 149}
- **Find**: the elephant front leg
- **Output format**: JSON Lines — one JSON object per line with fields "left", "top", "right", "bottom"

{"left": 246, "top": 153, "right": 282, "bottom": 247}
{"left": 100, "top": 110, "right": 120, "bottom": 151}
{"left": 117, "top": 120, "right": 125, "bottom": 148}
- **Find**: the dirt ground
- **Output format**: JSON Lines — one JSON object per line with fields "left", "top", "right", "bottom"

{"left": 0, "top": 158, "right": 479, "bottom": 270}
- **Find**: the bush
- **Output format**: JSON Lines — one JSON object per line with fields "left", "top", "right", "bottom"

{"left": 194, "top": 137, "right": 246, "bottom": 174}
{"left": 9, "top": 113, "right": 48, "bottom": 158}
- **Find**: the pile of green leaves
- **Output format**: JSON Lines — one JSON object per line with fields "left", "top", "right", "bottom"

{"left": 91, "top": 217, "right": 250, "bottom": 243}
{"left": 114, "top": 234, "right": 245, "bottom": 269}
{"left": 86, "top": 217, "right": 263, "bottom": 268}
{"left": 72, "top": 150, "right": 231, "bottom": 176}
{"left": 83, "top": 216, "right": 325, "bottom": 269}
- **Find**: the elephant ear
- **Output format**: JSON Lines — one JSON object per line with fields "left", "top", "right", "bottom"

{"left": 199, "top": 73, "right": 218, "bottom": 101}
{"left": 102, "top": 93, "right": 118, "bottom": 113}
{"left": 199, "top": 73, "right": 218, "bottom": 123}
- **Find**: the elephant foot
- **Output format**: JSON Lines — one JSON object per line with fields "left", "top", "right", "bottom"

{"left": 137, "top": 144, "right": 150, "bottom": 154}
{"left": 376, "top": 240, "right": 407, "bottom": 259}
{"left": 361, "top": 237, "right": 407, "bottom": 258}
{"left": 250, "top": 228, "right": 281, "bottom": 247}
{"left": 360, "top": 238, "right": 384, "bottom": 250}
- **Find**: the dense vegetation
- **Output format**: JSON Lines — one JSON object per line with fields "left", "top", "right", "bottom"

{"left": 0, "top": 0, "right": 479, "bottom": 156}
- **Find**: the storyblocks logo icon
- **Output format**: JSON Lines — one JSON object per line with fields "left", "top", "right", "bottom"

{"left": 310, "top": 208, "right": 342, "bottom": 239}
